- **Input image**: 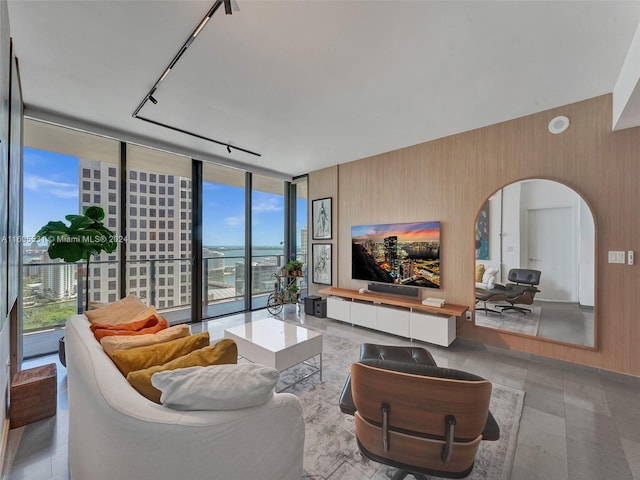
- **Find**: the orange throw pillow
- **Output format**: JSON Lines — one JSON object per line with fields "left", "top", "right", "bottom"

{"left": 94, "top": 319, "right": 168, "bottom": 342}
{"left": 90, "top": 306, "right": 161, "bottom": 333}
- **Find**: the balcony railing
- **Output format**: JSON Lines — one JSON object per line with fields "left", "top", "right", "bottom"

{"left": 22, "top": 252, "right": 308, "bottom": 332}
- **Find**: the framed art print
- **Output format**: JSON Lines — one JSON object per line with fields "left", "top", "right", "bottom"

{"left": 312, "top": 197, "right": 332, "bottom": 240}
{"left": 312, "top": 243, "right": 332, "bottom": 285}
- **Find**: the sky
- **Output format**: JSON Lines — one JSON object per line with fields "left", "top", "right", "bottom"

{"left": 23, "top": 148, "right": 79, "bottom": 243}
{"left": 23, "top": 147, "right": 307, "bottom": 248}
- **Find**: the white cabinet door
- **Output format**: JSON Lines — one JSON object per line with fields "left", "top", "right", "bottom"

{"left": 350, "top": 302, "right": 377, "bottom": 329}
{"left": 376, "top": 306, "right": 410, "bottom": 337}
{"left": 409, "top": 311, "right": 456, "bottom": 346}
{"left": 327, "top": 297, "right": 350, "bottom": 323}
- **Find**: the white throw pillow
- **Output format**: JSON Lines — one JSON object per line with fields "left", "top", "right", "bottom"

{"left": 482, "top": 267, "right": 499, "bottom": 284}
{"left": 151, "top": 363, "right": 279, "bottom": 410}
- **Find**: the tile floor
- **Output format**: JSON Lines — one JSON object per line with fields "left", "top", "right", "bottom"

{"left": 3, "top": 307, "right": 640, "bottom": 480}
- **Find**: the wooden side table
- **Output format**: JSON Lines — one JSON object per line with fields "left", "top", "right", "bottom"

{"left": 10, "top": 363, "right": 57, "bottom": 429}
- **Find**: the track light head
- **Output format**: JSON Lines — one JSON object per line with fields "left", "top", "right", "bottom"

{"left": 149, "top": 95, "right": 158, "bottom": 105}
{"left": 227, "top": 145, "right": 232, "bottom": 153}
{"left": 224, "top": 0, "right": 232, "bottom": 14}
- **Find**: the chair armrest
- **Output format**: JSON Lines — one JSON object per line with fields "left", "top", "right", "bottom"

{"left": 483, "top": 410, "right": 500, "bottom": 441}
{"left": 339, "top": 374, "right": 356, "bottom": 415}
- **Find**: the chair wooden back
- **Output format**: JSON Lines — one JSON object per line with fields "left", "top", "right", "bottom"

{"left": 351, "top": 362, "right": 492, "bottom": 476}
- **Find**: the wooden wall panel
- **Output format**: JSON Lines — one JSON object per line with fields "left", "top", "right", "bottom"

{"left": 308, "top": 166, "right": 338, "bottom": 296}
{"left": 310, "top": 94, "right": 640, "bottom": 377}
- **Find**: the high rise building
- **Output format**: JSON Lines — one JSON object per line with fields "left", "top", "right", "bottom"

{"left": 41, "top": 251, "right": 77, "bottom": 300}
{"left": 383, "top": 235, "right": 399, "bottom": 277}
{"left": 300, "top": 225, "right": 308, "bottom": 256}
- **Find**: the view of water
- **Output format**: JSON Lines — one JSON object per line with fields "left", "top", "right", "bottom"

{"left": 204, "top": 245, "right": 295, "bottom": 268}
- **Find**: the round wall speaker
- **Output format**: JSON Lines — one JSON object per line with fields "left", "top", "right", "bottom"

{"left": 548, "top": 115, "right": 570, "bottom": 134}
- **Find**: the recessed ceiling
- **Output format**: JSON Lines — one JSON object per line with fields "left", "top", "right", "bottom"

{"left": 7, "top": 1, "right": 640, "bottom": 178}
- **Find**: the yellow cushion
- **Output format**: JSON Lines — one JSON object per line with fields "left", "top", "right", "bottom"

{"left": 84, "top": 294, "right": 147, "bottom": 326}
{"left": 475, "top": 264, "right": 485, "bottom": 282}
{"left": 100, "top": 324, "right": 191, "bottom": 356}
{"left": 110, "top": 332, "right": 210, "bottom": 377}
{"left": 127, "top": 338, "right": 238, "bottom": 403}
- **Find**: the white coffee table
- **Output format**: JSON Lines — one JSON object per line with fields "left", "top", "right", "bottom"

{"left": 224, "top": 317, "right": 323, "bottom": 390}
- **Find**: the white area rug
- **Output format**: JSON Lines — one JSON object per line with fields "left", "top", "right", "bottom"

{"left": 475, "top": 303, "right": 541, "bottom": 336}
{"left": 278, "top": 331, "right": 525, "bottom": 480}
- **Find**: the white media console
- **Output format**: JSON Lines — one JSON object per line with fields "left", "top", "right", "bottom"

{"left": 318, "top": 287, "right": 469, "bottom": 347}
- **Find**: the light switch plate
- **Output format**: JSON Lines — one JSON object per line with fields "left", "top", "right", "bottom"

{"left": 608, "top": 251, "right": 626, "bottom": 264}
{"left": 628, "top": 250, "right": 634, "bottom": 265}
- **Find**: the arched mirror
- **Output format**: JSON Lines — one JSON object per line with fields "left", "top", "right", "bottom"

{"left": 473, "top": 179, "right": 596, "bottom": 348}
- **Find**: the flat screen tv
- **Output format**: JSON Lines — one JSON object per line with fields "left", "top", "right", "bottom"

{"left": 352, "top": 221, "right": 440, "bottom": 289}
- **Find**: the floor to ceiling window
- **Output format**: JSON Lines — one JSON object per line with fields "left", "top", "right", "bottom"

{"left": 251, "top": 175, "right": 286, "bottom": 310}
{"left": 293, "top": 176, "right": 308, "bottom": 297}
{"left": 125, "top": 144, "right": 192, "bottom": 323}
{"left": 202, "top": 163, "right": 247, "bottom": 318}
{"left": 22, "top": 119, "right": 120, "bottom": 357}
{"left": 20, "top": 119, "right": 301, "bottom": 358}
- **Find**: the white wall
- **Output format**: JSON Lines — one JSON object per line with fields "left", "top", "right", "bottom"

{"left": 501, "top": 182, "right": 522, "bottom": 283}
{"left": 579, "top": 201, "right": 596, "bottom": 306}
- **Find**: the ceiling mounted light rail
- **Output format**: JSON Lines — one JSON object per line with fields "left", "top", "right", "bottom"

{"left": 132, "top": 0, "right": 260, "bottom": 158}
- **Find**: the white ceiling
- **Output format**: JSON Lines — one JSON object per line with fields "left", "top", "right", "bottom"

{"left": 8, "top": 1, "right": 640, "bottom": 178}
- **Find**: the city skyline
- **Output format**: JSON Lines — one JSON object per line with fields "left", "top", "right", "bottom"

{"left": 23, "top": 147, "right": 307, "bottom": 248}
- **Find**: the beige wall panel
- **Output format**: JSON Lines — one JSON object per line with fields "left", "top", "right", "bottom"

{"left": 311, "top": 94, "right": 640, "bottom": 377}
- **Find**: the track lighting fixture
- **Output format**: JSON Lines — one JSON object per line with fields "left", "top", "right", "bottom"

{"left": 132, "top": 0, "right": 261, "bottom": 158}
{"left": 193, "top": 16, "right": 211, "bottom": 38}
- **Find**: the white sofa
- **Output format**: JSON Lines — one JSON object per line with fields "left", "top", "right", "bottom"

{"left": 65, "top": 314, "right": 305, "bottom": 480}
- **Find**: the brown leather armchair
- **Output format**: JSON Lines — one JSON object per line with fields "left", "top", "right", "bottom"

{"left": 340, "top": 344, "right": 500, "bottom": 480}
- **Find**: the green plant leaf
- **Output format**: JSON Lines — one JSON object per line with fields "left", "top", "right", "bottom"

{"left": 48, "top": 242, "right": 83, "bottom": 262}
{"left": 85, "top": 206, "right": 105, "bottom": 221}
{"left": 68, "top": 216, "right": 94, "bottom": 231}
{"left": 35, "top": 221, "right": 69, "bottom": 239}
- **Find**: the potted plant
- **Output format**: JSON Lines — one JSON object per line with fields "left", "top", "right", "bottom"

{"left": 286, "top": 282, "right": 299, "bottom": 302}
{"left": 36, "top": 206, "right": 117, "bottom": 312}
{"left": 285, "top": 258, "right": 304, "bottom": 276}
{"left": 36, "top": 206, "right": 117, "bottom": 367}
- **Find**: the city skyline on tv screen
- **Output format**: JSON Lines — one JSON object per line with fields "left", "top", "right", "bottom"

{"left": 351, "top": 221, "right": 440, "bottom": 288}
